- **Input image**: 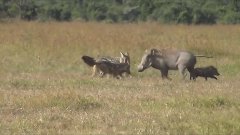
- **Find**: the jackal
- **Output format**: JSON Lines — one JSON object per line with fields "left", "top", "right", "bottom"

{"left": 82, "top": 52, "right": 131, "bottom": 78}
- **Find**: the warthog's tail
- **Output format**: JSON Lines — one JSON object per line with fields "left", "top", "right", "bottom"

{"left": 82, "top": 56, "right": 96, "bottom": 67}
{"left": 195, "top": 55, "right": 213, "bottom": 58}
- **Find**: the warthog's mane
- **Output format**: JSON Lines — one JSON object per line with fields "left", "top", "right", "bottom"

{"left": 151, "top": 48, "right": 178, "bottom": 57}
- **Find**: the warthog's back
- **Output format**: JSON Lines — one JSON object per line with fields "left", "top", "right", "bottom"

{"left": 161, "top": 50, "right": 181, "bottom": 69}
{"left": 177, "top": 51, "right": 196, "bottom": 66}
{"left": 159, "top": 50, "right": 196, "bottom": 70}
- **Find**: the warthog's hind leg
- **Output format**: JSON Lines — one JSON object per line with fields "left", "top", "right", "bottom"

{"left": 178, "top": 65, "right": 187, "bottom": 79}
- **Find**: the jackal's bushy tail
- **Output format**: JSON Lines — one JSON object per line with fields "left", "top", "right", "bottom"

{"left": 82, "top": 56, "right": 96, "bottom": 67}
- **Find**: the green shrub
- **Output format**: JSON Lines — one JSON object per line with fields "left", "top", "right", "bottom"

{"left": 192, "top": 9, "right": 217, "bottom": 24}
{"left": 20, "top": 1, "right": 38, "bottom": 20}
{"left": 223, "top": 11, "right": 240, "bottom": 24}
{"left": 177, "top": 10, "right": 193, "bottom": 24}
{"left": 0, "top": 0, "right": 240, "bottom": 24}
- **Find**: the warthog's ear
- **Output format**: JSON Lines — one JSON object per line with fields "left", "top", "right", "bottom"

{"left": 125, "top": 52, "right": 129, "bottom": 56}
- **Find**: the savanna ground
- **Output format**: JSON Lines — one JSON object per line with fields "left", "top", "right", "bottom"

{"left": 0, "top": 21, "right": 240, "bottom": 134}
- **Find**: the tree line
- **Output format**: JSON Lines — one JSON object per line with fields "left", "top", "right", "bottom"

{"left": 0, "top": 0, "right": 240, "bottom": 24}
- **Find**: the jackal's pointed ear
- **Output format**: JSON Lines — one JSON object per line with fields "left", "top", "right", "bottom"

{"left": 120, "top": 52, "right": 124, "bottom": 58}
{"left": 150, "top": 49, "right": 157, "bottom": 55}
{"left": 145, "top": 49, "right": 148, "bottom": 53}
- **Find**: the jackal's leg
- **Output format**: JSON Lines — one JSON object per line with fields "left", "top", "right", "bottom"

{"left": 105, "top": 73, "right": 111, "bottom": 79}
{"left": 99, "top": 71, "right": 106, "bottom": 78}
{"left": 115, "top": 74, "right": 122, "bottom": 79}
{"left": 92, "top": 65, "right": 98, "bottom": 77}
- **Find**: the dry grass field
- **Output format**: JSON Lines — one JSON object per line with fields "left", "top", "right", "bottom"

{"left": 0, "top": 21, "right": 240, "bottom": 134}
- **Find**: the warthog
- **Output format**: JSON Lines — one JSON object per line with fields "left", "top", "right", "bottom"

{"left": 137, "top": 48, "right": 211, "bottom": 80}
{"left": 190, "top": 66, "right": 220, "bottom": 81}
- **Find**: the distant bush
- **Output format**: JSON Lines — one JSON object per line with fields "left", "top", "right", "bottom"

{"left": 19, "top": 1, "right": 38, "bottom": 20}
{"left": 194, "top": 9, "right": 217, "bottom": 24}
{"left": 45, "top": 2, "right": 72, "bottom": 21}
{"left": 0, "top": 0, "right": 240, "bottom": 24}
{"left": 223, "top": 11, "right": 240, "bottom": 24}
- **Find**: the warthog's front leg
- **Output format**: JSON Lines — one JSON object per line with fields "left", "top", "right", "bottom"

{"left": 160, "top": 70, "right": 172, "bottom": 80}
